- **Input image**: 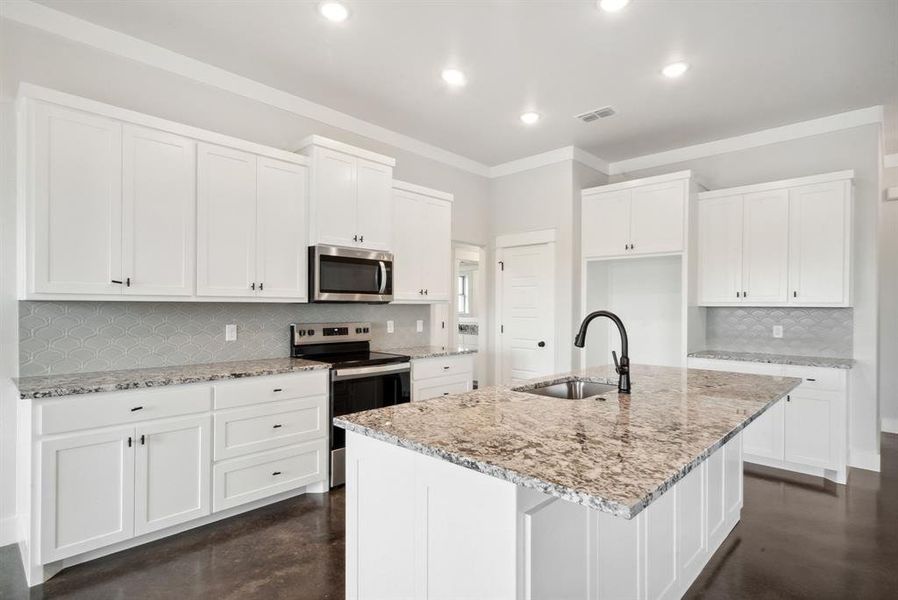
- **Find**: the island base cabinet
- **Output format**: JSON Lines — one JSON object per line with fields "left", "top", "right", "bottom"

{"left": 345, "top": 431, "right": 743, "bottom": 600}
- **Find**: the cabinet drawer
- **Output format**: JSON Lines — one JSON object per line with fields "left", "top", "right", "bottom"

{"left": 213, "top": 370, "right": 329, "bottom": 410}
{"left": 412, "top": 355, "right": 473, "bottom": 381}
{"left": 213, "top": 396, "right": 327, "bottom": 460}
{"left": 212, "top": 440, "right": 327, "bottom": 512}
{"left": 413, "top": 374, "right": 472, "bottom": 402}
{"left": 782, "top": 365, "right": 846, "bottom": 392}
{"left": 39, "top": 384, "right": 211, "bottom": 436}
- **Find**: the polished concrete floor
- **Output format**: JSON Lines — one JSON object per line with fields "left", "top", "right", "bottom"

{"left": 2, "top": 434, "right": 896, "bottom": 599}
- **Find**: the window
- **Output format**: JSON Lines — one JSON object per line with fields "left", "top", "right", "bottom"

{"left": 457, "top": 273, "right": 471, "bottom": 315}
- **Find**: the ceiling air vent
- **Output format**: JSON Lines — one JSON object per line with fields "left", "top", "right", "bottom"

{"left": 575, "top": 106, "right": 616, "bottom": 123}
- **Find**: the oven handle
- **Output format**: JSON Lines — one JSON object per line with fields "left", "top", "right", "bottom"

{"left": 332, "top": 362, "right": 410, "bottom": 381}
{"left": 377, "top": 261, "right": 387, "bottom": 294}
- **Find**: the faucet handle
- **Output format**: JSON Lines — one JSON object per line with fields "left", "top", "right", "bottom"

{"left": 612, "top": 350, "right": 620, "bottom": 374}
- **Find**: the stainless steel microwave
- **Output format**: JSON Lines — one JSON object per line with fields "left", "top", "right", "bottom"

{"left": 309, "top": 245, "right": 393, "bottom": 303}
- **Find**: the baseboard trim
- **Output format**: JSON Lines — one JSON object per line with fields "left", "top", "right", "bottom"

{"left": 882, "top": 417, "right": 898, "bottom": 434}
{"left": 849, "top": 449, "right": 881, "bottom": 472}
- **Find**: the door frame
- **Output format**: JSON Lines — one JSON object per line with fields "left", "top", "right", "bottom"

{"left": 494, "top": 229, "right": 557, "bottom": 386}
{"left": 451, "top": 242, "right": 488, "bottom": 385}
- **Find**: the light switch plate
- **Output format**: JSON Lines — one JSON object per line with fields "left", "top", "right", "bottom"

{"left": 772, "top": 325, "right": 783, "bottom": 339}
{"left": 416, "top": 320, "right": 424, "bottom": 333}
{"left": 387, "top": 320, "right": 394, "bottom": 334}
{"left": 225, "top": 324, "right": 237, "bottom": 341}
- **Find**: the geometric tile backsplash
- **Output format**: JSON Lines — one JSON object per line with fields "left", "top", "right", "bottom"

{"left": 705, "top": 307, "right": 853, "bottom": 358}
{"left": 19, "top": 301, "right": 431, "bottom": 376}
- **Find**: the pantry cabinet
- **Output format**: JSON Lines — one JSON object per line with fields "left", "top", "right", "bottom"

{"left": 392, "top": 180, "right": 453, "bottom": 303}
{"left": 581, "top": 173, "right": 689, "bottom": 259}
{"left": 697, "top": 172, "right": 853, "bottom": 307}
{"left": 300, "top": 136, "right": 395, "bottom": 251}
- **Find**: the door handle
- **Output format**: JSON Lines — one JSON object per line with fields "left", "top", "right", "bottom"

{"left": 538, "top": 341, "right": 546, "bottom": 348}
{"left": 377, "top": 261, "right": 387, "bottom": 294}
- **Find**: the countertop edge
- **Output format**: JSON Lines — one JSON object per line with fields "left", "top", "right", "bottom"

{"left": 687, "top": 351, "right": 854, "bottom": 369}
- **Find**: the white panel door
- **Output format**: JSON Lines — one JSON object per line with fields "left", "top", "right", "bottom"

{"left": 31, "top": 101, "right": 123, "bottom": 295}
{"left": 134, "top": 415, "right": 211, "bottom": 535}
{"left": 741, "top": 190, "right": 789, "bottom": 304}
{"left": 355, "top": 158, "right": 393, "bottom": 251}
{"left": 312, "top": 148, "right": 357, "bottom": 247}
{"left": 743, "top": 399, "right": 785, "bottom": 461}
{"left": 788, "top": 181, "right": 851, "bottom": 306}
{"left": 581, "top": 190, "right": 631, "bottom": 258}
{"left": 630, "top": 180, "right": 686, "bottom": 255}
{"left": 421, "top": 198, "right": 452, "bottom": 301}
{"left": 256, "top": 157, "right": 308, "bottom": 299}
{"left": 121, "top": 125, "right": 195, "bottom": 296}
{"left": 784, "top": 392, "right": 834, "bottom": 469}
{"left": 697, "top": 196, "right": 743, "bottom": 304}
{"left": 391, "top": 190, "right": 424, "bottom": 301}
{"left": 499, "top": 243, "right": 555, "bottom": 385}
{"left": 41, "top": 427, "right": 135, "bottom": 562}
{"left": 196, "top": 143, "right": 257, "bottom": 297}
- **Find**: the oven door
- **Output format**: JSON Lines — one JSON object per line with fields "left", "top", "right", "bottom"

{"left": 310, "top": 245, "right": 393, "bottom": 303}
{"left": 330, "top": 363, "right": 410, "bottom": 486}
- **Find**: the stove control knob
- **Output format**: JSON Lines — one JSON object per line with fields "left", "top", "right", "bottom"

{"left": 363, "top": 327, "right": 370, "bottom": 333}
{"left": 355, "top": 327, "right": 362, "bottom": 334}
{"left": 297, "top": 329, "right": 305, "bottom": 337}
{"left": 307, "top": 329, "right": 315, "bottom": 336}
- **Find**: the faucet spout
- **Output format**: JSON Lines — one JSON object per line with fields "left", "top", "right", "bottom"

{"left": 573, "top": 310, "right": 631, "bottom": 393}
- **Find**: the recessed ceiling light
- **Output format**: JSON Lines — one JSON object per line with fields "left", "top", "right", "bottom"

{"left": 441, "top": 68, "right": 467, "bottom": 88}
{"left": 520, "top": 112, "right": 541, "bottom": 125}
{"left": 662, "top": 61, "right": 689, "bottom": 78}
{"left": 319, "top": 1, "right": 349, "bottom": 23}
{"left": 598, "top": 0, "right": 631, "bottom": 12}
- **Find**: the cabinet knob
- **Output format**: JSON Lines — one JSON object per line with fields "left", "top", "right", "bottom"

{"left": 126, "top": 277, "right": 131, "bottom": 287}
{"left": 140, "top": 434, "right": 146, "bottom": 445}
{"left": 538, "top": 341, "right": 546, "bottom": 348}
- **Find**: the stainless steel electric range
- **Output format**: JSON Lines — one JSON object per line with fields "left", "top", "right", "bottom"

{"left": 290, "top": 322, "right": 410, "bottom": 487}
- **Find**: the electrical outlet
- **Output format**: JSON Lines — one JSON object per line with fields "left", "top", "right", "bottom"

{"left": 387, "top": 320, "right": 394, "bottom": 334}
{"left": 772, "top": 325, "right": 783, "bottom": 339}
{"left": 416, "top": 319, "right": 424, "bottom": 333}
{"left": 225, "top": 324, "right": 237, "bottom": 341}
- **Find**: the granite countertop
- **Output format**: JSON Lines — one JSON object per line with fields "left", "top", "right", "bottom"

{"left": 15, "top": 357, "right": 330, "bottom": 400}
{"left": 688, "top": 350, "right": 854, "bottom": 369}
{"left": 335, "top": 364, "right": 800, "bottom": 519}
{"left": 376, "top": 346, "right": 478, "bottom": 360}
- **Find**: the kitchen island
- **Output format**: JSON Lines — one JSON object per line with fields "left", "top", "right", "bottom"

{"left": 335, "top": 364, "right": 801, "bottom": 600}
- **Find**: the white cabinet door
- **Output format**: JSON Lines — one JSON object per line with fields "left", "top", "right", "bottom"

{"left": 629, "top": 180, "right": 685, "bottom": 255}
{"left": 743, "top": 399, "right": 785, "bottom": 461}
{"left": 421, "top": 198, "right": 452, "bottom": 301}
{"left": 355, "top": 158, "right": 393, "bottom": 251}
{"left": 698, "top": 196, "right": 744, "bottom": 304}
{"left": 122, "top": 125, "right": 196, "bottom": 296}
{"left": 197, "top": 143, "right": 257, "bottom": 297}
{"left": 784, "top": 392, "right": 833, "bottom": 469}
{"left": 391, "top": 190, "right": 423, "bottom": 301}
{"left": 788, "top": 181, "right": 851, "bottom": 306}
{"left": 256, "top": 157, "right": 308, "bottom": 300}
{"left": 741, "top": 190, "right": 789, "bottom": 304}
{"left": 581, "top": 190, "right": 630, "bottom": 258}
{"left": 134, "top": 415, "right": 211, "bottom": 536}
{"left": 31, "top": 102, "right": 123, "bottom": 295}
{"left": 311, "top": 147, "right": 357, "bottom": 247}
{"left": 41, "top": 427, "right": 135, "bottom": 562}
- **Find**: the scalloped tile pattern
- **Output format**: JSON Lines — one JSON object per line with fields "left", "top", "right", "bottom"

{"left": 19, "top": 301, "right": 430, "bottom": 376}
{"left": 706, "top": 307, "right": 852, "bottom": 357}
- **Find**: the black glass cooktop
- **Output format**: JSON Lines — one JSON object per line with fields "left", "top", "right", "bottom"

{"left": 293, "top": 341, "right": 409, "bottom": 369}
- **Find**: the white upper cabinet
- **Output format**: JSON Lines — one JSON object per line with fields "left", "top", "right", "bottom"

{"left": 122, "top": 125, "right": 196, "bottom": 296}
{"left": 697, "top": 171, "right": 853, "bottom": 307}
{"left": 300, "top": 136, "right": 396, "bottom": 252}
{"left": 28, "top": 101, "right": 123, "bottom": 296}
{"left": 788, "top": 180, "right": 852, "bottom": 306}
{"left": 581, "top": 173, "right": 688, "bottom": 259}
{"left": 197, "top": 143, "right": 258, "bottom": 297}
{"left": 391, "top": 181, "right": 453, "bottom": 303}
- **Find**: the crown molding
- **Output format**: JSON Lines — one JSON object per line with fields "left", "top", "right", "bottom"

{"left": 608, "top": 106, "right": 884, "bottom": 176}
{"left": 489, "top": 146, "right": 609, "bottom": 178}
{"left": 0, "top": 0, "right": 491, "bottom": 177}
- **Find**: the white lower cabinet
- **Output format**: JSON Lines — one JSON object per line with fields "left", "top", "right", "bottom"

{"left": 410, "top": 354, "right": 474, "bottom": 401}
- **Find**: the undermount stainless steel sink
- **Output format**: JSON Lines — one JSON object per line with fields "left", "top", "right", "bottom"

{"left": 516, "top": 379, "right": 617, "bottom": 400}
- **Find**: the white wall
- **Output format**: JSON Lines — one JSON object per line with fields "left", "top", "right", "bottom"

{"left": 0, "top": 19, "right": 491, "bottom": 545}
{"left": 613, "top": 124, "right": 883, "bottom": 470}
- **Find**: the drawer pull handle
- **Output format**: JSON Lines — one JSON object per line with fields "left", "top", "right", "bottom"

{"left": 786, "top": 395, "right": 791, "bottom": 402}
{"left": 806, "top": 378, "right": 816, "bottom": 382}
{"left": 272, "top": 471, "right": 282, "bottom": 476}
{"left": 130, "top": 406, "right": 143, "bottom": 412}
{"left": 443, "top": 392, "right": 449, "bottom": 396}
{"left": 127, "top": 436, "right": 132, "bottom": 447}
{"left": 272, "top": 424, "right": 283, "bottom": 429}
{"left": 273, "top": 388, "right": 283, "bottom": 392}
{"left": 442, "top": 366, "right": 450, "bottom": 370}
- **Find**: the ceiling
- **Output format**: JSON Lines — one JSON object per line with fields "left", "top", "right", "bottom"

{"left": 31, "top": 0, "right": 898, "bottom": 166}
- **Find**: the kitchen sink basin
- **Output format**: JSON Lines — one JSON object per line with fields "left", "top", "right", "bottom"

{"left": 516, "top": 379, "right": 616, "bottom": 400}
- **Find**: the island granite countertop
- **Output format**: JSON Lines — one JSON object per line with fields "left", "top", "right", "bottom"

{"left": 15, "top": 357, "right": 330, "bottom": 400}
{"left": 688, "top": 349, "right": 854, "bottom": 369}
{"left": 375, "top": 345, "right": 477, "bottom": 360}
{"left": 335, "top": 363, "right": 800, "bottom": 519}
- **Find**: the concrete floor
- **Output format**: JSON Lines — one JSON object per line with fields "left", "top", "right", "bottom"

{"left": 2, "top": 434, "right": 896, "bottom": 599}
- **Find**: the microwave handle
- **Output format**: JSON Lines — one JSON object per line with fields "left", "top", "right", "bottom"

{"left": 377, "top": 261, "right": 387, "bottom": 294}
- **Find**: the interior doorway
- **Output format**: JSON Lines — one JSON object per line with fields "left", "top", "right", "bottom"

{"left": 451, "top": 242, "right": 487, "bottom": 388}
